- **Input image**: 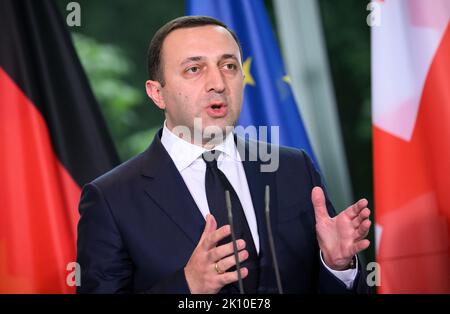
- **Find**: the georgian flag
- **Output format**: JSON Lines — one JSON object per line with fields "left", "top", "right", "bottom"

{"left": 372, "top": 0, "right": 450, "bottom": 293}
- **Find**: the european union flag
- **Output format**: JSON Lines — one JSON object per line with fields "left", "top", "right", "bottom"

{"left": 187, "top": 0, "right": 318, "bottom": 165}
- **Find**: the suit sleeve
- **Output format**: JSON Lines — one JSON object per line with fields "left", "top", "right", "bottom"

{"left": 76, "top": 183, "right": 191, "bottom": 294}
{"left": 76, "top": 183, "right": 133, "bottom": 293}
{"left": 301, "top": 150, "right": 370, "bottom": 294}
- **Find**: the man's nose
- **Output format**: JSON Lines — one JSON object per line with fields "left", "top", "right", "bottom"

{"left": 205, "top": 67, "right": 226, "bottom": 93}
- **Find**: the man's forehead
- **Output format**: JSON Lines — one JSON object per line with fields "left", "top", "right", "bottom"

{"left": 162, "top": 25, "right": 240, "bottom": 62}
{"left": 168, "top": 24, "right": 232, "bottom": 40}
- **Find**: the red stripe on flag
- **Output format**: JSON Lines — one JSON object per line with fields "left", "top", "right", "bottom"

{"left": 374, "top": 24, "right": 450, "bottom": 293}
{"left": 0, "top": 68, "right": 80, "bottom": 293}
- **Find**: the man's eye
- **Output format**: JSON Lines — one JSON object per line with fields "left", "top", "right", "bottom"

{"left": 224, "top": 63, "right": 237, "bottom": 70}
{"left": 186, "top": 66, "right": 200, "bottom": 73}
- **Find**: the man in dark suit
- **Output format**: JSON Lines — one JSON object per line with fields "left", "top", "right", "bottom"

{"left": 76, "top": 16, "right": 372, "bottom": 294}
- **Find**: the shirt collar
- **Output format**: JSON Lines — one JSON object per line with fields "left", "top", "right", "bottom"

{"left": 160, "top": 121, "right": 240, "bottom": 172}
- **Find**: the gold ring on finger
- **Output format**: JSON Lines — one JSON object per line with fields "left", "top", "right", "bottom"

{"left": 215, "top": 262, "right": 224, "bottom": 274}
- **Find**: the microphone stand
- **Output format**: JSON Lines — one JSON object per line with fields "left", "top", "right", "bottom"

{"left": 264, "top": 185, "right": 283, "bottom": 294}
{"left": 225, "top": 190, "right": 245, "bottom": 294}
{"left": 225, "top": 185, "right": 284, "bottom": 294}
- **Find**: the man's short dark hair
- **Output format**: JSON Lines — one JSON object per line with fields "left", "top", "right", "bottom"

{"left": 147, "top": 15, "right": 243, "bottom": 86}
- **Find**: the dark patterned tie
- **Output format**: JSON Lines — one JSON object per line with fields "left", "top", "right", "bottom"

{"left": 202, "top": 150, "right": 259, "bottom": 293}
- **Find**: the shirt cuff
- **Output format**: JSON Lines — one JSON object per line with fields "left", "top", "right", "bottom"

{"left": 320, "top": 250, "right": 358, "bottom": 289}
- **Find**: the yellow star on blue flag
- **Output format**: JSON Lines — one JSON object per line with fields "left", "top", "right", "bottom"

{"left": 243, "top": 57, "right": 255, "bottom": 86}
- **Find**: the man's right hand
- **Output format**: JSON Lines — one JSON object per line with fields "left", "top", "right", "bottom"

{"left": 184, "top": 214, "right": 249, "bottom": 294}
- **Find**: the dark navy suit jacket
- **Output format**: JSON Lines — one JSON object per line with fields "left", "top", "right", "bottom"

{"left": 76, "top": 130, "right": 368, "bottom": 293}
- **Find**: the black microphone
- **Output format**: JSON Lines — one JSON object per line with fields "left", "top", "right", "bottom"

{"left": 264, "top": 185, "right": 283, "bottom": 294}
{"left": 225, "top": 190, "right": 245, "bottom": 294}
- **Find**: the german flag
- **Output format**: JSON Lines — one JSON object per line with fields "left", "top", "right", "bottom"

{"left": 0, "top": 0, "right": 119, "bottom": 293}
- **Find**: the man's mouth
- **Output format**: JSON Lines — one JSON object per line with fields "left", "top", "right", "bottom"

{"left": 211, "top": 104, "right": 222, "bottom": 109}
{"left": 206, "top": 102, "right": 228, "bottom": 117}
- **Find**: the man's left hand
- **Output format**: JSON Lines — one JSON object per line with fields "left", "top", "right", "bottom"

{"left": 312, "top": 186, "right": 371, "bottom": 271}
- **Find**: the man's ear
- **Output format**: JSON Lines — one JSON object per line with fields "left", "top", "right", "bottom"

{"left": 145, "top": 80, "right": 165, "bottom": 110}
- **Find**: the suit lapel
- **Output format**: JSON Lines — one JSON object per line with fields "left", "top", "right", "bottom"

{"left": 140, "top": 130, "right": 205, "bottom": 246}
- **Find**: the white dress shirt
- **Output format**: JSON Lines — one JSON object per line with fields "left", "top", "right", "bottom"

{"left": 160, "top": 122, "right": 357, "bottom": 289}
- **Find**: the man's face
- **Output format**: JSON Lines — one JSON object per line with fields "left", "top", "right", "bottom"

{"left": 148, "top": 25, "right": 244, "bottom": 141}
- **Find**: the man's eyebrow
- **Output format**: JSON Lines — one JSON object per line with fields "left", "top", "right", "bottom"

{"left": 220, "top": 54, "right": 239, "bottom": 62}
{"left": 180, "top": 54, "right": 240, "bottom": 66}
{"left": 180, "top": 56, "right": 205, "bottom": 66}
